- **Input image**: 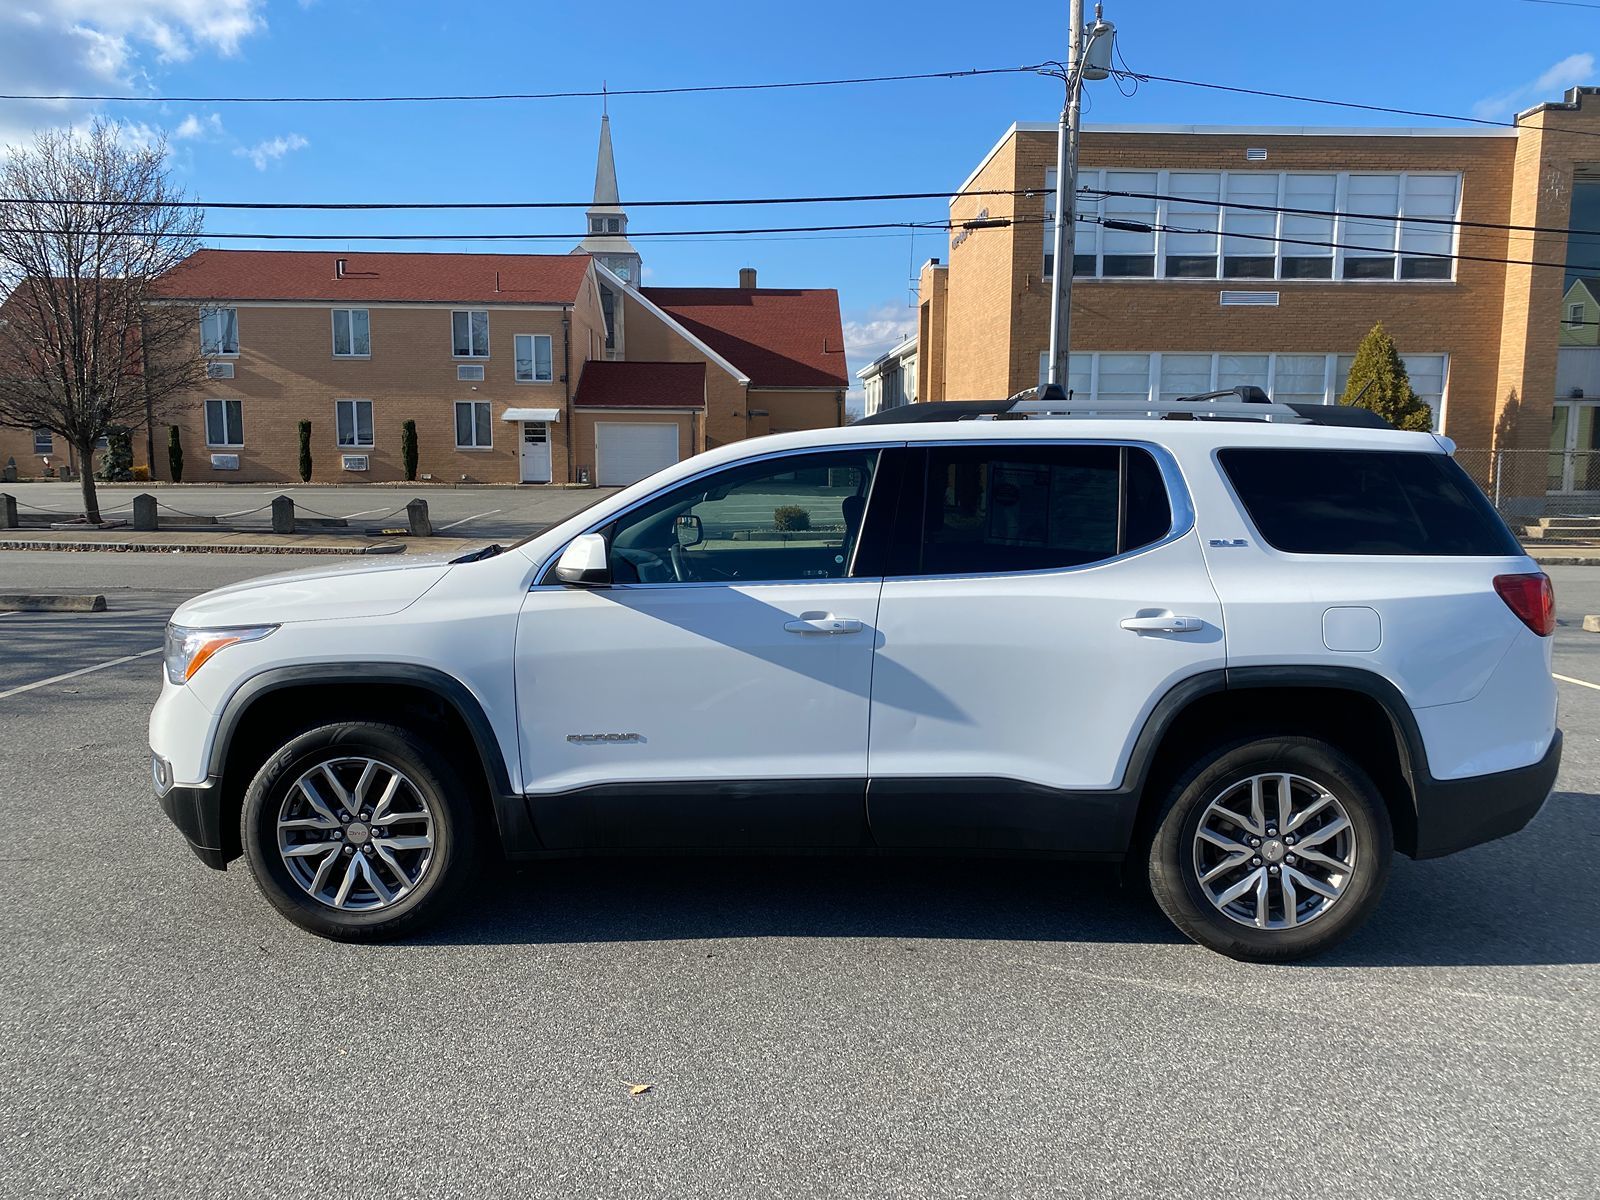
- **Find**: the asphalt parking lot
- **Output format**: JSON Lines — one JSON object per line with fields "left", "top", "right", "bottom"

{"left": 5, "top": 481, "right": 618, "bottom": 541}
{"left": 1, "top": 552, "right": 1597, "bottom": 1198}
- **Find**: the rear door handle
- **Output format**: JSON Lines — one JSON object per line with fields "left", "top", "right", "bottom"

{"left": 1120, "top": 614, "right": 1203, "bottom": 634}
{"left": 784, "top": 616, "right": 864, "bottom": 635}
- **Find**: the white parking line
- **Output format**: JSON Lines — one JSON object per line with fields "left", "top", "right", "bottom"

{"left": 342, "top": 507, "right": 388, "bottom": 519}
{"left": 438, "top": 509, "right": 503, "bottom": 530}
{"left": 0, "top": 648, "right": 162, "bottom": 701}
{"left": 1553, "top": 672, "right": 1600, "bottom": 692}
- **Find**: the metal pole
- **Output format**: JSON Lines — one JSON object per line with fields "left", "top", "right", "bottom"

{"left": 1047, "top": 0, "right": 1084, "bottom": 388}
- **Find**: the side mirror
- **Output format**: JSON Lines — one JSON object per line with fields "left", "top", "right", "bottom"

{"left": 555, "top": 532, "right": 611, "bottom": 587}
{"left": 673, "top": 513, "right": 704, "bottom": 548}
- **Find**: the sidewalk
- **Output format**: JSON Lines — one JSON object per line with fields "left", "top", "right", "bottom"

{"left": 0, "top": 528, "right": 495, "bottom": 556}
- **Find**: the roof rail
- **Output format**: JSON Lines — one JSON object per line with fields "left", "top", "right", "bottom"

{"left": 852, "top": 384, "right": 1395, "bottom": 428}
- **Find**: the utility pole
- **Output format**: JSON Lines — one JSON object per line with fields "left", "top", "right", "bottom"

{"left": 1046, "top": 3, "right": 1115, "bottom": 391}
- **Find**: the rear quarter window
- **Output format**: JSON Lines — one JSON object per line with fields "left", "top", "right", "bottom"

{"left": 1218, "top": 448, "right": 1523, "bottom": 556}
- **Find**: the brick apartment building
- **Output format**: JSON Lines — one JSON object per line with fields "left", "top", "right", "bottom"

{"left": 914, "top": 86, "right": 1600, "bottom": 507}
{"left": 0, "top": 115, "right": 848, "bottom": 486}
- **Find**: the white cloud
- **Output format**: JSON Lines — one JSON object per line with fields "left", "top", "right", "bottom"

{"left": 842, "top": 301, "right": 917, "bottom": 409}
{"left": 235, "top": 132, "right": 308, "bottom": 170}
{"left": 173, "top": 111, "right": 223, "bottom": 140}
{"left": 0, "top": 1, "right": 266, "bottom": 149}
{"left": 1473, "top": 53, "right": 1595, "bottom": 120}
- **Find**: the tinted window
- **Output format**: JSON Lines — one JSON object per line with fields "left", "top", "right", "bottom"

{"left": 601, "top": 450, "right": 879, "bottom": 584}
{"left": 1219, "top": 449, "right": 1522, "bottom": 556}
{"left": 892, "top": 444, "right": 1173, "bottom": 576}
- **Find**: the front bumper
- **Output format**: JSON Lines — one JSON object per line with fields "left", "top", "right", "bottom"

{"left": 154, "top": 759, "right": 232, "bottom": 871}
{"left": 1411, "top": 730, "right": 1562, "bottom": 859}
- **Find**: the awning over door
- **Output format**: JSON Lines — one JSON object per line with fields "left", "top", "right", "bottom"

{"left": 501, "top": 407, "right": 561, "bottom": 422}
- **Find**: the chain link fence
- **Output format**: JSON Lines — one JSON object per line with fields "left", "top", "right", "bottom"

{"left": 1453, "top": 448, "right": 1600, "bottom": 535}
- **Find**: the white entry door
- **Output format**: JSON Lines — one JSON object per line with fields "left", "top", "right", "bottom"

{"left": 520, "top": 422, "right": 552, "bottom": 483}
{"left": 595, "top": 421, "right": 679, "bottom": 486}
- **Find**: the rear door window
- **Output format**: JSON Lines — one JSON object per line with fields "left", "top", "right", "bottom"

{"left": 887, "top": 443, "right": 1174, "bottom": 576}
{"left": 1218, "top": 448, "right": 1522, "bottom": 556}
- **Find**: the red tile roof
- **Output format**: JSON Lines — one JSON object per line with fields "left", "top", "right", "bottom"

{"left": 642, "top": 287, "right": 849, "bottom": 389}
{"left": 153, "top": 249, "right": 591, "bottom": 305}
{"left": 574, "top": 360, "right": 705, "bottom": 408}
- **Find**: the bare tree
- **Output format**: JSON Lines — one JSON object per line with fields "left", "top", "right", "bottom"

{"left": 0, "top": 120, "right": 204, "bottom": 523}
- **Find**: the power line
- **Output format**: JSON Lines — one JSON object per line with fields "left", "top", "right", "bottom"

{"left": 1112, "top": 68, "right": 1600, "bottom": 144}
{"left": 0, "top": 218, "right": 1010, "bottom": 243}
{"left": 0, "top": 187, "right": 1035, "bottom": 213}
{"left": 1520, "top": 0, "right": 1600, "bottom": 9}
{"left": 0, "top": 64, "right": 1044, "bottom": 105}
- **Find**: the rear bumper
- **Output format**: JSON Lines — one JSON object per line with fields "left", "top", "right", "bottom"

{"left": 154, "top": 763, "right": 232, "bottom": 871}
{"left": 1411, "top": 730, "right": 1561, "bottom": 859}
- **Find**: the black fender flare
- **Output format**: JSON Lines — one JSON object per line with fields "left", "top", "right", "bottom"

{"left": 210, "top": 663, "right": 537, "bottom": 854}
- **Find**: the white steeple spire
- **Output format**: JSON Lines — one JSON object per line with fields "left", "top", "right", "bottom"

{"left": 574, "top": 108, "right": 641, "bottom": 284}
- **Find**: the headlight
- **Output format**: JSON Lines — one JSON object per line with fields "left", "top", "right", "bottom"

{"left": 164, "top": 623, "right": 278, "bottom": 685}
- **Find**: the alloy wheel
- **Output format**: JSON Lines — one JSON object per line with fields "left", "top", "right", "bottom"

{"left": 275, "top": 756, "right": 436, "bottom": 911}
{"left": 1191, "top": 772, "right": 1357, "bottom": 931}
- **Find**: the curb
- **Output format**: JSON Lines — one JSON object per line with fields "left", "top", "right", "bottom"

{"left": 0, "top": 539, "right": 402, "bottom": 556}
{"left": 0, "top": 593, "right": 107, "bottom": 612}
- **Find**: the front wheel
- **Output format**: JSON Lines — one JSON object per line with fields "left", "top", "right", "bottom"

{"left": 241, "top": 721, "right": 477, "bottom": 940}
{"left": 1148, "top": 736, "right": 1393, "bottom": 962}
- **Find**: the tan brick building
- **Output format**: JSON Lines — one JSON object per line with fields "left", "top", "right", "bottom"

{"left": 0, "top": 115, "right": 847, "bottom": 487}
{"left": 917, "top": 87, "right": 1600, "bottom": 509}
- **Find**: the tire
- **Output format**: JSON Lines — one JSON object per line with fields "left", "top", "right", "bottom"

{"left": 241, "top": 721, "right": 478, "bottom": 940}
{"left": 1147, "top": 736, "right": 1392, "bottom": 962}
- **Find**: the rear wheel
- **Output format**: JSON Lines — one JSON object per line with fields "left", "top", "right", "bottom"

{"left": 1148, "top": 736, "right": 1392, "bottom": 962}
{"left": 241, "top": 721, "right": 477, "bottom": 940}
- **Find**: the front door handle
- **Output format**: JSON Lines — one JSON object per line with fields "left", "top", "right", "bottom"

{"left": 784, "top": 616, "right": 864, "bottom": 635}
{"left": 1120, "top": 614, "right": 1204, "bottom": 634}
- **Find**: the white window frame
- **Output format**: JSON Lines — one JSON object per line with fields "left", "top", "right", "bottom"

{"left": 200, "top": 307, "right": 239, "bottom": 357}
{"left": 204, "top": 398, "right": 244, "bottom": 447}
{"left": 1570, "top": 302, "right": 1587, "bottom": 327}
{"left": 335, "top": 399, "right": 374, "bottom": 448}
{"left": 1057, "top": 168, "right": 1461, "bottom": 284}
{"left": 331, "top": 308, "right": 371, "bottom": 358}
{"left": 451, "top": 310, "right": 490, "bottom": 359}
{"left": 454, "top": 400, "right": 493, "bottom": 449}
{"left": 514, "top": 333, "right": 555, "bottom": 384}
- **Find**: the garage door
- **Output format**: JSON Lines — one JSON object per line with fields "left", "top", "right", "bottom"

{"left": 595, "top": 422, "right": 680, "bottom": 486}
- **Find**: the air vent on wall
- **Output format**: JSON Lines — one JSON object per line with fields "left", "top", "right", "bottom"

{"left": 1220, "top": 290, "right": 1280, "bottom": 306}
{"left": 206, "top": 361, "right": 234, "bottom": 379}
{"left": 457, "top": 364, "right": 485, "bottom": 381}
{"left": 209, "top": 453, "right": 239, "bottom": 470}
{"left": 341, "top": 454, "right": 370, "bottom": 471}
{"left": 1245, "top": 147, "right": 1268, "bottom": 161}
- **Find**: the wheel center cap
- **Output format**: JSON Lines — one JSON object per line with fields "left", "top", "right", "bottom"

{"left": 1260, "top": 838, "right": 1286, "bottom": 864}
{"left": 346, "top": 821, "right": 371, "bottom": 846}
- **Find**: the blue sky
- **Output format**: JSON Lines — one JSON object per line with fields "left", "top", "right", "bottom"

{"left": 1, "top": 0, "right": 1596, "bottom": 402}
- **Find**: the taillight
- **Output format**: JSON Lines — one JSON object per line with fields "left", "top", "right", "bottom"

{"left": 1494, "top": 572, "right": 1555, "bottom": 637}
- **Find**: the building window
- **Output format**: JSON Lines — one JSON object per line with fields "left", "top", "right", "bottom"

{"left": 451, "top": 310, "right": 489, "bottom": 358}
{"left": 205, "top": 399, "right": 243, "bottom": 446}
{"left": 33, "top": 429, "right": 52, "bottom": 455}
{"left": 336, "top": 399, "right": 374, "bottom": 447}
{"left": 200, "top": 307, "right": 238, "bottom": 356}
{"left": 455, "top": 400, "right": 492, "bottom": 448}
{"left": 1061, "top": 168, "right": 1460, "bottom": 283}
{"left": 515, "top": 333, "right": 554, "bottom": 383}
{"left": 607, "top": 217, "right": 621, "bottom": 233}
{"left": 332, "top": 309, "right": 370, "bottom": 357}
{"left": 591, "top": 217, "right": 604, "bottom": 233}
{"left": 1568, "top": 302, "right": 1586, "bottom": 327}
{"left": 599, "top": 284, "right": 617, "bottom": 352}
{"left": 1036, "top": 350, "right": 1447, "bottom": 429}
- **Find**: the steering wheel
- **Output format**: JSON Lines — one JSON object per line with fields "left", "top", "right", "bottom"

{"left": 668, "top": 542, "right": 692, "bottom": 582}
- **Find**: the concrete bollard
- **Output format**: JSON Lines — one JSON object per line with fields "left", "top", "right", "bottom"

{"left": 132, "top": 492, "right": 158, "bottom": 531}
{"left": 0, "top": 492, "right": 16, "bottom": 529}
{"left": 406, "top": 497, "right": 432, "bottom": 538}
{"left": 271, "top": 494, "right": 295, "bottom": 534}
{"left": 2, "top": 457, "right": 15, "bottom": 483}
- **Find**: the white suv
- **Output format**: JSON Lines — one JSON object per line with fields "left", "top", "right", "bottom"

{"left": 149, "top": 391, "right": 1561, "bottom": 961}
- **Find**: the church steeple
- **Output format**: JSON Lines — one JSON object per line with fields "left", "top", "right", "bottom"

{"left": 574, "top": 111, "right": 641, "bottom": 285}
